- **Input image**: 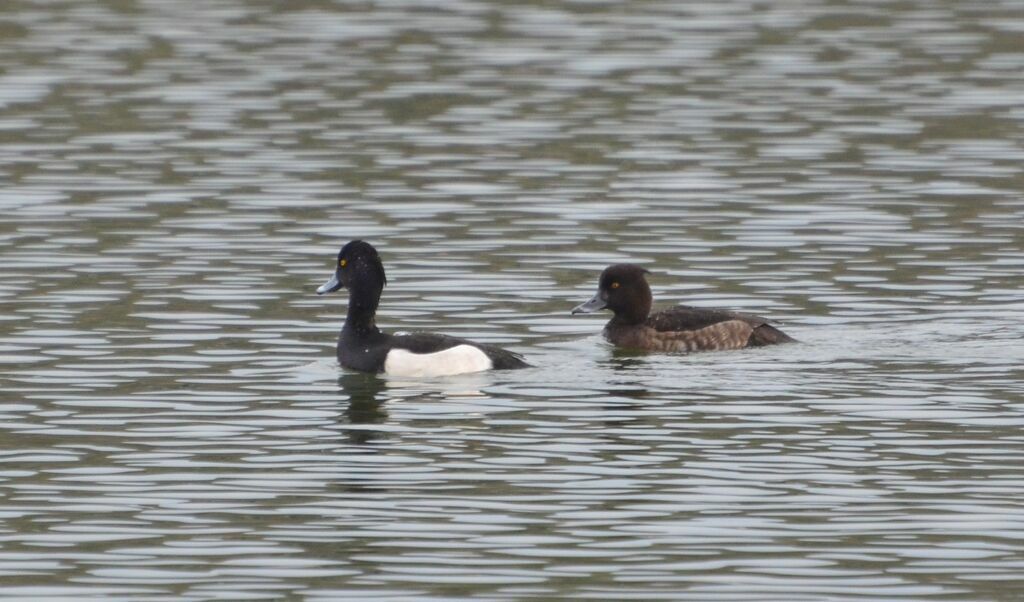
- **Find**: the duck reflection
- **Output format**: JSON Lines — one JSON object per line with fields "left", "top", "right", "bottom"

{"left": 597, "top": 349, "right": 665, "bottom": 405}
{"left": 336, "top": 370, "right": 496, "bottom": 443}
{"left": 603, "top": 347, "right": 651, "bottom": 372}
{"left": 337, "top": 371, "right": 389, "bottom": 444}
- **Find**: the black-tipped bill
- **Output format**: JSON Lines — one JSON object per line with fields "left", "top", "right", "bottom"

{"left": 571, "top": 293, "right": 606, "bottom": 314}
{"left": 317, "top": 273, "right": 342, "bottom": 295}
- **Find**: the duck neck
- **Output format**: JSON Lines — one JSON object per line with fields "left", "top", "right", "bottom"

{"left": 342, "top": 280, "right": 383, "bottom": 337}
{"left": 610, "top": 310, "right": 648, "bottom": 327}
{"left": 610, "top": 284, "right": 652, "bottom": 326}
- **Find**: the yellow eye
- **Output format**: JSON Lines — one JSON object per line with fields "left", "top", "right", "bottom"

{"left": 339, "top": 259, "right": 347, "bottom": 268}
{"left": 610, "top": 282, "right": 620, "bottom": 289}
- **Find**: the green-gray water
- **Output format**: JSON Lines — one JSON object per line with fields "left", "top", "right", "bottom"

{"left": 2, "top": 1, "right": 1023, "bottom": 599}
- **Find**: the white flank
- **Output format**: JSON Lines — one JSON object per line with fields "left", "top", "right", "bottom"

{"left": 383, "top": 344, "right": 493, "bottom": 377}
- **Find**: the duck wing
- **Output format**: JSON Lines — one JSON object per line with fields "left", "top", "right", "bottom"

{"left": 646, "top": 305, "right": 772, "bottom": 332}
{"left": 646, "top": 306, "right": 795, "bottom": 349}
{"left": 391, "top": 332, "right": 528, "bottom": 369}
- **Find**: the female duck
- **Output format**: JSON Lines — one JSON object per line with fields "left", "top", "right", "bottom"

{"left": 572, "top": 264, "right": 794, "bottom": 352}
{"left": 317, "top": 240, "right": 527, "bottom": 376}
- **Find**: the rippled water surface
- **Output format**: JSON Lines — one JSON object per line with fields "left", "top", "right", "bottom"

{"left": 2, "top": 0, "right": 1024, "bottom": 599}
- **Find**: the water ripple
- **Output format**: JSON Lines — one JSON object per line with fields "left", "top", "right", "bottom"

{"left": 1, "top": 0, "right": 1023, "bottom": 600}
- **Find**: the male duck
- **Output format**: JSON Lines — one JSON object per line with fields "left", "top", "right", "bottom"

{"left": 317, "top": 240, "right": 528, "bottom": 376}
{"left": 572, "top": 264, "right": 795, "bottom": 352}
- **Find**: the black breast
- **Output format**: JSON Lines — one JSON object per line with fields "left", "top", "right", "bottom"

{"left": 337, "top": 330, "right": 391, "bottom": 372}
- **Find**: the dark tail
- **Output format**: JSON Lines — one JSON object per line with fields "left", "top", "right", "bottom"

{"left": 484, "top": 345, "right": 530, "bottom": 370}
{"left": 747, "top": 323, "right": 796, "bottom": 347}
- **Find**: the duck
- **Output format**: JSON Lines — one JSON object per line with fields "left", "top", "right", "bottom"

{"left": 572, "top": 264, "right": 795, "bottom": 353}
{"left": 317, "top": 240, "right": 528, "bottom": 376}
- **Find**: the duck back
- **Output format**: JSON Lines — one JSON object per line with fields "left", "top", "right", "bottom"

{"left": 606, "top": 305, "right": 794, "bottom": 353}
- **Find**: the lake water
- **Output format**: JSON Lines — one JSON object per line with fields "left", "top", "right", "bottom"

{"left": 2, "top": 1, "right": 1024, "bottom": 599}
